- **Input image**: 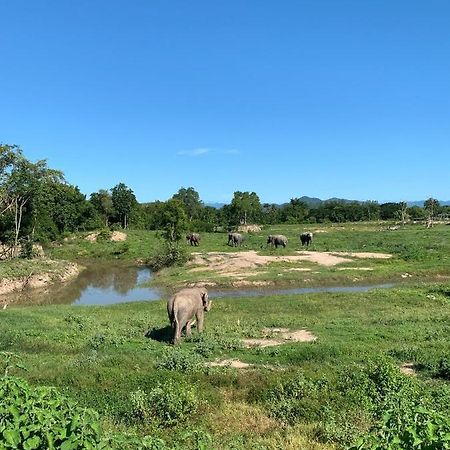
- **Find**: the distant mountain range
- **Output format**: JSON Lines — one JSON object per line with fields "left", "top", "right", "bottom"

{"left": 205, "top": 197, "right": 450, "bottom": 208}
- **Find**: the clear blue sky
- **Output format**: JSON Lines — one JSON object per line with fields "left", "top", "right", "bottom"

{"left": 1, "top": 1, "right": 449, "bottom": 204}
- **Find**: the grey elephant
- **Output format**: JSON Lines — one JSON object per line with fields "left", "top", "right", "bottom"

{"left": 186, "top": 233, "right": 201, "bottom": 246}
{"left": 300, "top": 232, "right": 313, "bottom": 246}
{"left": 228, "top": 232, "right": 244, "bottom": 247}
{"left": 267, "top": 234, "right": 288, "bottom": 248}
{"left": 167, "top": 287, "right": 212, "bottom": 344}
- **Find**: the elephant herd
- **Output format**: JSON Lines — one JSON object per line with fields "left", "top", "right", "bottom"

{"left": 186, "top": 231, "right": 314, "bottom": 248}
{"left": 171, "top": 230, "right": 314, "bottom": 343}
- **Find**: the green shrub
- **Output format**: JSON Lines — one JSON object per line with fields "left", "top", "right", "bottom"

{"left": 434, "top": 356, "right": 450, "bottom": 380}
{"left": 338, "top": 358, "right": 422, "bottom": 418}
{"left": 96, "top": 228, "right": 112, "bottom": 241}
{"left": 0, "top": 375, "right": 102, "bottom": 449}
{"left": 112, "top": 242, "right": 130, "bottom": 255}
{"left": 262, "top": 372, "right": 327, "bottom": 425}
{"left": 19, "top": 236, "right": 35, "bottom": 259}
{"left": 147, "top": 242, "right": 189, "bottom": 271}
{"left": 190, "top": 219, "right": 215, "bottom": 233}
{"left": 130, "top": 380, "right": 200, "bottom": 427}
{"left": 156, "top": 347, "right": 203, "bottom": 373}
{"left": 349, "top": 407, "right": 450, "bottom": 450}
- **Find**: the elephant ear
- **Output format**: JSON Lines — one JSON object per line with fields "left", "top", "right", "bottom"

{"left": 201, "top": 290, "right": 211, "bottom": 311}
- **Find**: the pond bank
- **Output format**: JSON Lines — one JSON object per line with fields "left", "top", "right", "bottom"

{"left": 0, "top": 259, "right": 81, "bottom": 299}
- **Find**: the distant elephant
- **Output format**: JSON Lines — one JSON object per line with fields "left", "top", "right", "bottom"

{"left": 267, "top": 234, "right": 288, "bottom": 248}
{"left": 167, "top": 287, "right": 212, "bottom": 344}
{"left": 228, "top": 232, "right": 244, "bottom": 247}
{"left": 186, "top": 233, "right": 201, "bottom": 246}
{"left": 300, "top": 232, "right": 313, "bottom": 246}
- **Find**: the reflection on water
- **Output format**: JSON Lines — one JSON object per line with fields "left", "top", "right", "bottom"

{"left": 5, "top": 263, "right": 160, "bottom": 307}
{"left": 2, "top": 262, "right": 397, "bottom": 307}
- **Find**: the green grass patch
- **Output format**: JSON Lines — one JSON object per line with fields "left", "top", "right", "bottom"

{"left": 1, "top": 282, "right": 449, "bottom": 448}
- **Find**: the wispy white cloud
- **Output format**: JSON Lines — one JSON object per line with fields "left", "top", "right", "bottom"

{"left": 177, "top": 148, "right": 212, "bottom": 157}
{"left": 177, "top": 148, "right": 240, "bottom": 157}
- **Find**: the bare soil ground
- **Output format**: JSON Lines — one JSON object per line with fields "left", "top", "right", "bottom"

{"left": 0, "top": 261, "right": 80, "bottom": 299}
{"left": 400, "top": 362, "right": 417, "bottom": 376}
{"left": 237, "top": 224, "right": 262, "bottom": 233}
{"left": 206, "top": 359, "right": 253, "bottom": 369}
{"left": 85, "top": 231, "right": 127, "bottom": 242}
{"left": 189, "top": 250, "right": 392, "bottom": 282}
{"left": 242, "top": 328, "right": 317, "bottom": 348}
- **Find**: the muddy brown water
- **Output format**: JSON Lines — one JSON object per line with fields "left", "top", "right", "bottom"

{"left": 1, "top": 263, "right": 397, "bottom": 307}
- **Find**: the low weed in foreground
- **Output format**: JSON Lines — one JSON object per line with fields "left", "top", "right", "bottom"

{"left": 0, "top": 374, "right": 217, "bottom": 450}
{"left": 259, "top": 359, "right": 450, "bottom": 449}
{"left": 0, "top": 375, "right": 102, "bottom": 449}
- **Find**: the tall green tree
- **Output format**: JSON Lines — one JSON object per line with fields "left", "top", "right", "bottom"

{"left": 230, "top": 191, "right": 262, "bottom": 225}
{"left": 424, "top": 197, "right": 440, "bottom": 228}
{"left": 160, "top": 199, "right": 188, "bottom": 243}
{"left": 172, "top": 187, "right": 203, "bottom": 221}
{"left": 279, "top": 198, "right": 308, "bottom": 223}
{"left": 3, "top": 152, "right": 62, "bottom": 252}
{"left": 90, "top": 189, "right": 114, "bottom": 226}
{"left": 262, "top": 203, "right": 280, "bottom": 225}
{"left": 111, "top": 183, "right": 137, "bottom": 229}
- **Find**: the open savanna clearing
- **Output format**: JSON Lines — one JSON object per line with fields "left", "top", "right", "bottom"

{"left": 148, "top": 222, "right": 450, "bottom": 289}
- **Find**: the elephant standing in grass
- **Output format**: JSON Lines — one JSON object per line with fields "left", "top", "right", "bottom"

{"left": 167, "top": 288, "right": 212, "bottom": 344}
{"left": 300, "top": 232, "right": 313, "bottom": 246}
{"left": 186, "top": 233, "right": 201, "bottom": 246}
{"left": 228, "top": 232, "right": 244, "bottom": 247}
{"left": 267, "top": 234, "right": 288, "bottom": 248}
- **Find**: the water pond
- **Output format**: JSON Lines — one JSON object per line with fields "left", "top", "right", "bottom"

{"left": 2, "top": 263, "right": 397, "bottom": 307}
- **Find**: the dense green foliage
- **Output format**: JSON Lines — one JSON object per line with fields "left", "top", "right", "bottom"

{"left": 0, "top": 375, "right": 102, "bottom": 449}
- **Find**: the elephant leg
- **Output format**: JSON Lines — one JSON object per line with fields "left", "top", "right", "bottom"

{"left": 185, "top": 320, "right": 192, "bottom": 336}
{"left": 174, "top": 321, "right": 181, "bottom": 344}
{"left": 196, "top": 311, "right": 204, "bottom": 333}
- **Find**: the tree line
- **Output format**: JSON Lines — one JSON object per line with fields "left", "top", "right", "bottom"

{"left": 1, "top": 144, "right": 448, "bottom": 253}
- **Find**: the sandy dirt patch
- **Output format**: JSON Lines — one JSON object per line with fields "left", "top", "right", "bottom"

{"left": 237, "top": 224, "right": 262, "bottom": 233}
{"left": 85, "top": 233, "right": 98, "bottom": 242}
{"left": 206, "top": 359, "right": 252, "bottom": 369}
{"left": 400, "top": 363, "right": 417, "bottom": 376}
{"left": 85, "top": 231, "right": 127, "bottom": 242}
{"left": 242, "top": 328, "right": 317, "bottom": 348}
{"left": 232, "top": 280, "right": 274, "bottom": 287}
{"left": 331, "top": 251, "right": 392, "bottom": 260}
{"left": 110, "top": 231, "right": 127, "bottom": 241}
{"left": 187, "top": 281, "right": 218, "bottom": 288}
{"left": 188, "top": 250, "right": 392, "bottom": 282}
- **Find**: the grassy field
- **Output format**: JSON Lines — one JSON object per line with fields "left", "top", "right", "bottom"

{"left": 1, "top": 222, "right": 449, "bottom": 448}
{"left": 1, "top": 282, "right": 449, "bottom": 448}
{"left": 41, "top": 222, "right": 450, "bottom": 291}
